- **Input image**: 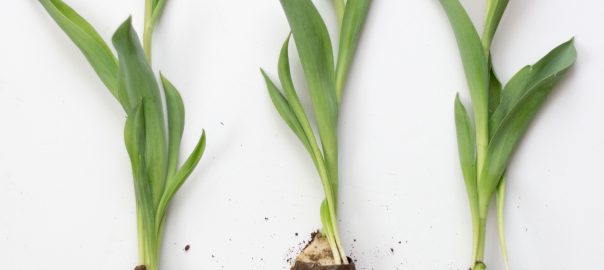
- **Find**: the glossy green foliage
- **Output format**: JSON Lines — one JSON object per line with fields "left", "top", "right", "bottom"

{"left": 39, "top": 1, "right": 205, "bottom": 270}
{"left": 262, "top": 0, "right": 371, "bottom": 265}
{"left": 39, "top": 0, "right": 119, "bottom": 98}
{"left": 440, "top": 0, "right": 576, "bottom": 269}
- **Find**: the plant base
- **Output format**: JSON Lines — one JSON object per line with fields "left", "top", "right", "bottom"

{"left": 291, "top": 232, "right": 355, "bottom": 270}
{"left": 473, "top": 261, "right": 486, "bottom": 270}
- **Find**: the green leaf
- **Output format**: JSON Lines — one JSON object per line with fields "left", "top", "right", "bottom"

{"left": 489, "top": 65, "right": 531, "bottom": 134}
{"left": 277, "top": 36, "right": 339, "bottom": 202}
{"left": 335, "top": 0, "right": 371, "bottom": 102}
{"left": 454, "top": 95, "right": 477, "bottom": 202}
{"left": 113, "top": 18, "right": 168, "bottom": 205}
{"left": 152, "top": 0, "right": 168, "bottom": 23}
{"left": 439, "top": 0, "right": 490, "bottom": 139}
{"left": 488, "top": 64, "right": 502, "bottom": 118}
{"left": 124, "top": 101, "right": 157, "bottom": 256}
{"left": 490, "top": 39, "right": 577, "bottom": 134}
{"left": 160, "top": 73, "right": 185, "bottom": 177}
{"left": 454, "top": 94, "right": 481, "bottom": 254}
{"left": 155, "top": 130, "right": 206, "bottom": 229}
{"left": 320, "top": 199, "right": 342, "bottom": 264}
{"left": 124, "top": 101, "right": 147, "bottom": 174}
{"left": 280, "top": 0, "right": 340, "bottom": 197}
{"left": 39, "top": 0, "right": 119, "bottom": 100}
{"left": 333, "top": 0, "right": 346, "bottom": 24}
{"left": 496, "top": 177, "right": 510, "bottom": 270}
{"left": 482, "top": 0, "right": 509, "bottom": 51}
{"left": 261, "top": 69, "right": 311, "bottom": 152}
{"left": 278, "top": 35, "right": 316, "bottom": 151}
{"left": 478, "top": 39, "right": 577, "bottom": 213}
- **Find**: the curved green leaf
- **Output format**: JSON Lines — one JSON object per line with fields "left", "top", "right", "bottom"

{"left": 280, "top": 0, "right": 340, "bottom": 200}
{"left": 496, "top": 177, "right": 510, "bottom": 270}
{"left": 488, "top": 64, "right": 502, "bottom": 118}
{"left": 155, "top": 130, "right": 206, "bottom": 229}
{"left": 454, "top": 95, "right": 477, "bottom": 200}
{"left": 335, "top": 0, "right": 371, "bottom": 102}
{"left": 490, "top": 39, "right": 577, "bottom": 134}
{"left": 478, "top": 40, "right": 577, "bottom": 213}
{"left": 261, "top": 69, "right": 311, "bottom": 153}
{"left": 278, "top": 35, "right": 316, "bottom": 150}
{"left": 113, "top": 18, "right": 167, "bottom": 205}
{"left": 124, "top": 101, "right": 147, "bottom": 173}
{"left": 482, "top": 0, "right": 509, "bottom": 51}
{"left": 454, "top": 95, "right": 481, "bottom": 255}
{"left": 124, "top": 101, "right": 157, "bottom": 259}
{"left": 320, "top": 199, "right": 342, "bottom": 264}
{"left": 333, "top": 0, "right": 346, "bottom": 24}
{"left": 439, "top": 0, "right": 490, "bottom": 142}
{"left": 39, "top": 0, "right": 119, "bottom": 99}
{"left": 151, "top": 0, "right": 169, "bottom": 25}
{"left": 160, "top": 73, "right": 185, "bottom": 177}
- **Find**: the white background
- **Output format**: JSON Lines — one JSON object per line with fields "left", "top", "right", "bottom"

{"left": 1, "top": 0, "right": 603, "bottom": 269}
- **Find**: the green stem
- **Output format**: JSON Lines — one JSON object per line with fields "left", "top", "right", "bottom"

{"left": 473, "top": 217, "right": 487, "bottom": 269}
{"left": 143, "top": 26, "right": 154, "bottom": 62}
{"left": 317, "top": 167, "right": 347, "bottom": 264}
{"left": 143, "top": 0, "right": 154, "bottom": 62}
{"left": 136, "top": 205, "right": 160, "bottom": 270}
{"left": 470, "top": 201, "right": 480, "bottom": 260}
{"left": 497, "top": 178, "right": 510, "bottom": 270}
{"left": 301, "top": 120, "right": 346, "bottom": 264}
{"left": 334, "top": 0, "right": 346, "bottom": 25}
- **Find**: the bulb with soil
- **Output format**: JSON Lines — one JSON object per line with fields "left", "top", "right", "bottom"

{"left": 291, "top": 233, "right": 355, "bottom": 270}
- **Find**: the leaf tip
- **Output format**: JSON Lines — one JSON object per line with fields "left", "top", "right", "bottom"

{"left": 112, "top": 16, "right": 135, "bottom": 45}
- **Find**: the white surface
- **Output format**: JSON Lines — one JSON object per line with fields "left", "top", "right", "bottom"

{"left": 1, "top": 0, "right": 603, "bottom": 269}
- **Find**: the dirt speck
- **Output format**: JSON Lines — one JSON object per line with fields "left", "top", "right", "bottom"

{"left": 184, "top": 244, "right": 190, "bottom": 252}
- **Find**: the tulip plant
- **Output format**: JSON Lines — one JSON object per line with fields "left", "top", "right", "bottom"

{"left": 439, "top": 0, "right": 576, "bottom": 269}
{"left": 261, "top": 0, "right": 370, "bottom": 267}
{"left": 39, "top": 1, "right": 206, "bottom": 269}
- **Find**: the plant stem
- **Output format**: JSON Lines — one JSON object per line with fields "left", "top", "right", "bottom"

{"left": 304, "top": 125, "right": 347, "bottom": 264}
{"left": 143, "top": 0, "right": 154, "bottom": 62}
{"left": 474, "top": 217, "right": 487, "bottom": 269}
{"left": 334, "top": 0, "right": 346, "bottom": 25}
{"left": 136, "top": 205, "right": 160, "bottom": 270}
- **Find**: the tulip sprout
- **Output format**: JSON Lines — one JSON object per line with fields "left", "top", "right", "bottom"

{"left": 261, "top": 0, "right": 370, "bottom": 266}
{"left": 39, "top": 1, "right": 206, "bottom": 269}
{"left": 439, "top": 0, "right": 576, "bottom": 269}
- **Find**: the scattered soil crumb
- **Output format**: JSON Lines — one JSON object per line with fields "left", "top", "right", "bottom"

{"left": 134, "top": 266, "right": 146, "bottom": 270}
{"left": 184, "top": 245, "right": 190, "bottom": 252}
